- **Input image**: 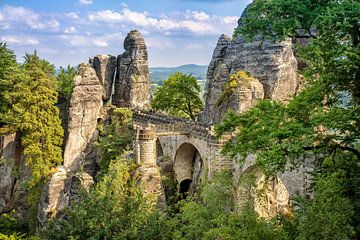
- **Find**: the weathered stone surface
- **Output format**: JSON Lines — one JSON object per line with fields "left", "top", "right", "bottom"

{"left": 64, "top": 63, "right": 103, "bottom": 174}
{"left": 112, "top": 30, "right": 151, "bottom": 109}
{"left": 37, "top": 166, "right": 69, "bottom": 227}
{"left": 38, "top": 64, "right": 103, "bottom": 227}
{"left": 0, "top": 133, "right": 30, "bottom": 218}
{"left": 0, "top": 133, "right": 17, "bottom": 213}
{"left": 91, "top": 55, "right": 117, "bottom": 101}
{"left": 205, "top": 70, "right": 265, "bottom": 124}
{"left": 137, "top": 166, "right": 166, "bottom": 210}
{"left": 200, "top": 10, "right": 299, "bottom": 124}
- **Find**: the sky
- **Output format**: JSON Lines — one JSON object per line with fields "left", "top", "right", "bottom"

{"left": 0, "top": 0, "right": 251, "bottom": 67}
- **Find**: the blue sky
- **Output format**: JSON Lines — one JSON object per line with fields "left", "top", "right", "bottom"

{"left": 0, "top": 0, "right": 251, "bottom": 67}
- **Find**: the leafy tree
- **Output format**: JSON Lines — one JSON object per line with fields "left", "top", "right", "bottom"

{"left": 0, "top": 43, "right": 22, "bottom": 124}
{"left": 96, "top": 107, "right": 133, "bottom": 175}
{"left": 217, "top": 0, "right": 360, "bottom": 238}
{"left": 295, "top": 172, "right": 355, "bottom": 240}
{"left": 2, "top": 52, "right": 63, "bottom": 227}
{"left": 222, "top": 0, "right": 360, "bottom": 172}
{"left": 152, "top": 72, "right": 204, "bottom": 120}
{"left": 57, "top": 65, "right": 76, "bottom": 101}
{"left": 42, "top": 158, "right": 151, "bottom": 240}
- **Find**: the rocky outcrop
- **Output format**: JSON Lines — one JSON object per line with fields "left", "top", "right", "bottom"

{"left": 38, "top": 63, "right": 103, "bottom": 225}
{"left": 63, "top": 63, "right": 103, "bottom": 174}
{"left": 0, "top": 133, "right": 29, "bottom": 218}
{"left": 112, "top": 30, "right": 151, "bottom": 109}
{"left": 38, "top": 30, "right": 152, "bottom": 226}
{"left": 200, "top": 10, "right": 299, "bottom": 124}
{"left": 91, "top": 55, "right": 117, "bottom": 101}
{"left": 205, "top": 69, "right": 265, "bottom": 124}
{"left": 0, "top": 133, "right": 17, "bottom": 213}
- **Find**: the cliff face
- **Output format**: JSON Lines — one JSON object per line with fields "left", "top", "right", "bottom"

{"left": 200, "top": 12, "right": 299, "bottom": 124}
{"left": 0, "top": 133, "right": 29, "bottom": 218}
{"left": 112, "top": 30, "right": 151, "bottom": 109}
{"left": 37, "top": 30, "right": 151, "bottom": 226}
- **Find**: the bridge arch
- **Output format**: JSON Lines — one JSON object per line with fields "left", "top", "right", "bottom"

{"left": 174, "top": 142, "right": 203, "bottom": 196}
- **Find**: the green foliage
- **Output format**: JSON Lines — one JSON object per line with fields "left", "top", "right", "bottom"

{"left": 0, "top": 211, "right": 39, "bottom": 240}
{"left": 42, "top": 158, "right": 151, "bottom": 240}
{"left": 57, "top": 65, "right": 76, "bottom": 101}
{"left": 0, "top": 211, "right": 29, "bottom": 236}
{"left": 0, "top": 43, "right": 22, "bottom": 125}
{"left": 137, "top": 171, "right": 288, "bottom": 240}
{"left": 220, "top": 0, "right": 360, "bottom": 238}
{"left": 294, "top": 172, "right": 355, "bottom": 240}
{"left": 235, "top": 0, "right": 360, "bottom": 104}
{"left": 0, "top": 233, "right": 40, "bottom": 240}
{"left": 216, "top": 70, "right": 256, "bottom": 107}
{"left": 152, "top": 72, "right": 204, "bottom": 120}
{"left": 96, "top": 108, "right": 133, "bottom": 175}
{"left": 1, "top": 52, "right": 63, "bottom": 228}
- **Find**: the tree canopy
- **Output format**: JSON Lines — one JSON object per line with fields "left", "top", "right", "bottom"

{"left": 152, "top": 72, "right": 204, "bottom": 120}
{"left": 217, "top": 0, "right": 360, "bottom": 238}
{"left": 0, "top": 47, "right": 64, "bottom": 229}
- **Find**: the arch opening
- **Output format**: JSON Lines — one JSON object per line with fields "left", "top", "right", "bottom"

{"left": 156, "top": 138, "right": 164, "bottom": 165}
{"left": 174, "top": 143, "right": 203, "bottom": 197}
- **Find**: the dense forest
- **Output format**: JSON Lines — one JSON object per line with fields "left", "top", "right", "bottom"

{"left": 0, "top": 0, "right": 360, "bottom": 239}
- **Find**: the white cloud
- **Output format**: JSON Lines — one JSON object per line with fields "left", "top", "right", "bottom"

{"left": 88, "top": 8, "right": 217, "bottom": 35}
{"left": 223, "top": 16, "right": 238, "bottom": 24}
{"left": 64, "top": 26, "right": 77, "bottom": 34}
{"left": 93, "top": 39, "right": 108, "bottom": 47}
{"left": 121, "top": 2, "right": 128, "bottom": 8}
{"left": 0, "top": 5, "right": 60, "bottom": 31}
{"left": 88, "top": 10, "right": 123, "bottom": 22}
{"left": 186, "top": 10, "right": 210, "bottom": 21}
{"left": 66, "top": 12, "right": 80, "bottom": 20}
{"left": 0, "top": 35, "right": 39, "bottom": 45}
{"left": 78, "top": 0, "right": 93, "bottom": 5}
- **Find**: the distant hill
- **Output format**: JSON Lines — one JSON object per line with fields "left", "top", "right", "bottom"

{"left": 150, "top": 64, "right": 208, "bottom": 85}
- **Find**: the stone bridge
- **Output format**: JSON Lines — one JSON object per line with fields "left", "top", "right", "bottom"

{"left": 132, "top": 110, "right": 233, "bottom": 194}
{"left": 132, "top": 110, "right": 314, "bottom": 217}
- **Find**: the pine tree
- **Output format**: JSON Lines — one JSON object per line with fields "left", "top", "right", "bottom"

{"left": 0, "top": 43, "right": 21, "bottom": 124}
{"left": 4, "top": 52, "right": 64, "bottom": 225}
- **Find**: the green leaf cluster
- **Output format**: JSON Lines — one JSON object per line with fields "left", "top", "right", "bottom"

{"left": 0, "top": 45, "right": 63, "bottom": 229}
{"left": 57, "top": 65, "right": 76, "bottom": 101}
{"left": 41, "top": 158, "right": 151, "bottom": 240}
{"left": 219, "top": 0, "right": 360, "bottom": 238}
{"left": 96, "top": 107, "right": 133, "bottom": 175}
{"left": 152, "top": 72, "right": 204, "bottom": 120}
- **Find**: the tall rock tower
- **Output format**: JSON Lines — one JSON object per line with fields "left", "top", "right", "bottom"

{"left": 112, "top": 30, "right": 151, "bottom": 109}
{"left": 37, "top": 30, "right": 152, "bottom": 227}
{"left": 200, "top": 5, "right": 299, "bottom": 124}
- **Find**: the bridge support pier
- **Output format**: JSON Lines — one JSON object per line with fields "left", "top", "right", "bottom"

{"left": 135, "top": 126, "right": 157, "bottom": 165}
{"left": 134, "top": 125, "right": 166, "bottom": 210}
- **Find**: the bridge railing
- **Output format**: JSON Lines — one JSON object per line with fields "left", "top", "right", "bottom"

{"left": 132, "top": 110, "right": 232, "bottom": 144}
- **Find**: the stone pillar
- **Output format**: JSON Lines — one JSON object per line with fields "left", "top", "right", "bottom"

{"left": 138, "top": 128, "right": 156, "bottom": 166}
{"left": 134, "top": 125, "right": 165, "bottom": 210}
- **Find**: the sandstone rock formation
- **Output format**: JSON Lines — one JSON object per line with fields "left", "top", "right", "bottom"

{"left": 112, "top": 30, "right": 151, "bottom": 109}
{"left": 200, "top": 10, "right": 299, "bottom": 124}
{"left": 63, "top": 63, "right": 103, "bottom": 174}
{"left": 91, "top": 55, "right": 117, "bottom": 101}
{"left": 0, "top": 133, "right": 30, "bottom": 218}
{"left": 0, "top": 133, "right": 17, "bottom": 213}
{"left": 38, "top": 63, "right": 103, "bottom": 225}
{"left": 38, "top": 30, "right": 152, "bottom": 226}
